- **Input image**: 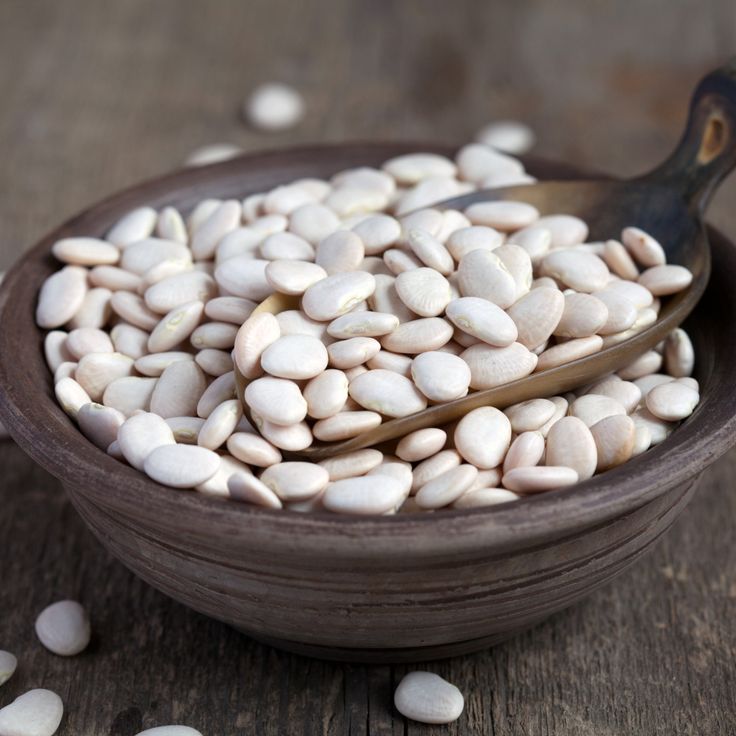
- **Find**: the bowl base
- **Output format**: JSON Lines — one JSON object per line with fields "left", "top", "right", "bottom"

{"left": 242, "top": 624, "right": 539, "bottom": 663}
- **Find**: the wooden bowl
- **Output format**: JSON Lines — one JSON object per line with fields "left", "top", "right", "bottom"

{"left": 1, "top": 144, "right": 735, "bottom": 663}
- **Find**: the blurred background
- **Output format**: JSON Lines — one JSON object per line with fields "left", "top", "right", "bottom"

{"left": 2, "top": 2, "right": 735, "bottom": 733}
{"left": 1, "top": 0, "right": 734, "bottom": 265}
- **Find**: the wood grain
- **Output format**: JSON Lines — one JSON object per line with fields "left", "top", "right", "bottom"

{"left": 1, "top": 0, "right": 735, "bottom": 733}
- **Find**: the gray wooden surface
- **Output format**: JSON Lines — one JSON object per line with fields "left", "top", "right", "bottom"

{"left": 1, "top": 1, "right": 735, "bottom": 733}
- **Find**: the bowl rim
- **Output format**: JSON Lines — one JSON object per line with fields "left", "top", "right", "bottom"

{"left": 1, "top": 140, "right": 735, "bottom": 554}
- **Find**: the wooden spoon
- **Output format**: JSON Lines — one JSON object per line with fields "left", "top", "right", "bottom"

{"left": 235, "top": 60, "right": 736, "bottom": 461}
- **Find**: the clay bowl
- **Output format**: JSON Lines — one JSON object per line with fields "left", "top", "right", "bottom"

{"left": 1, "top": 143, "right": 736, "bottom": 664}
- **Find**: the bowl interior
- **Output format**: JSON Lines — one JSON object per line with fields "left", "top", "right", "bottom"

{"left": 1, "top": 143, "right": 735, "bottom": 556}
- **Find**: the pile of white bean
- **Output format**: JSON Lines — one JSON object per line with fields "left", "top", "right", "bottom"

{"left": 36, "top": 143, "right": 700, "bottom": 514}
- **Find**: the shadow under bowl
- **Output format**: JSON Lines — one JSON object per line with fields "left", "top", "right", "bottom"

{"left": 1, "top": 143, "right": 735, "bottom": 663}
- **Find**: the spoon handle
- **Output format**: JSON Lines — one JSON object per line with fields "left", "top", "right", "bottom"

{"left": 640, "top": 58, "right": 736, "bottom": 213}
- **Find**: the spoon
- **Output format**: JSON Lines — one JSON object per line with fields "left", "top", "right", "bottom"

{"left": 235, "top": 59, "right": 736, "bottom": 461}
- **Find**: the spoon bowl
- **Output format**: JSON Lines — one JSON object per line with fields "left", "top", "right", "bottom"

{"left": 236, "top": 60, "right": 736, "bottom": 461}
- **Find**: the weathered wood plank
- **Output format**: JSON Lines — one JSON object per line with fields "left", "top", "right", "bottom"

{"left": 1, "top": 0, "right": 735, "bottom": 733}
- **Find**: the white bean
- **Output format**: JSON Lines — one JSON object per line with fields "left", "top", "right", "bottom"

{"left": 415, "top": 464, "right": 478, "bottom": 509}
{"left": 323, "top": 475, "right": 406, "bottom": 515}
{"left": 622, "top": 226, "right": 666, "bottom": 267}
{"left": 590, "top": 414, "right": 636, "bottom": 471}
{"left": 664, "top": 328, "right": 694, "bottom": 377}
{"left": 381, "top": 317, "right": 453, "bottom": 354}
{"left": 446, "top": 225, "right": 503, "bottom": 261}
{"left": 602, "top": 239, "right": 639, "bottom": 279}
{"left": 245, "top": 376, "right": 307, "bottom": 426}
{"left": 464, "top": 200, "right": 538, "bottom": 230}
{"left": 396, "top": 428, "right": 446, "bottom": 462}
{"left": 148, "top": 301, "right": 204, "bottom": 353}
{"left": 185, "top": 143, "right": 241, "bottom": 166}
{"left": 453, "top": 488, "right": 519, "bottom": 508}
{"left": 75, "top": 352, "right": 134, "bottom": 401}
{"left": 315, "top": 230, "right": 365, "bottom": 274}
{"left": 446, "top": 296, "right": 517, "bottom": 347}
{"left": 535, "top": 335, "right": 603, "bottom": 372}
{"left": 156, "top": 207, "right": 188, "bottom": 244}
{"left": 0, "top": 650, "right": 16, "bottom": 687}
{"left": 319, "top": 449, "right": 384, "bottom": 481}
{"left": 52, "top": 237, "right": 119, "bottom": 266}
{"left": 90, "top": 265, "right": 143, "bottom": 292}
{"left": 150, "top": 361, "right": 206, "bottom": 418}
{"left": 234, "top": 312, "right": 281, "bottom": 379}
{"left": 166, "top": 416, "right": 206, "bottom": 444}
{"left": 245, "top": 82, "right": 304, "bottom": 131}
{"left": 302, "top": 271, "right": 376, "bottom": 321}
{"left": 503, "top": 431, "right": 545, "bottom": 473}
{"left": 103, "top": 376, "right": 157, "bottom": 416}
{"left": 77, "top": 402, "right": 125, "bottom": 449}
{"left": 144, "top": 444, "right": 220, "bottom": 488}
{"left": 454, "top": 407, "right": 511, "bottom": 469}
{"left": 545, "top": 416, "right": 597, "bottom": 480}
{"left": 405, "top": 229, "right": 454, "bottom": 275}
{"left": 476, "top": 120, "right": 535, "bottom": 154}
{"left": 110, "top": 291, "right": 160, "bottom": 330}
{"left": 107, "top": 207, "right": 157, "bottom": 247}
{"left": 349, "top": 369, "right": 427, "bottom": 417}
{"left": 120, "top": 238, "right": 191, "bottom": 275}
{"left": 303, "top": 369, "right": 349, "bottom": 419}
{"left": 540, "top": 250, "right": 610, "bottom": 292}
{"left": 36, "top": 265, "right": 88, "bottom": 329}
{"left": 118, "top": 412, "right": 176, "bottom": 470}
{"left": 507, "top": 287, "right": 565, "bottom": 349}
{"left": 196, "top": 372, "right": 236, "bottom": 418}
{"left": 66, "top": 327, "right": 114, "bottom": 358}
{"left": 383, "top": 153, "right": 457, "bottom": 185}
{"left": 228, "top": 472, "right": 283, "bottom": 509}
{"left": 195, "top": 348, "right": 232, "bottom": 376}
{"left": 198, "top": 399, "right": 242, "bottom": 450}
{"left": 261, "top": 334, "right": 329, "bottom": 379}
{"left": 502, "top": 465, "right": 578, "bottom": 493}
{"left": 204, "top": 296, "right": 256, "bottom": 325}
{"left": 253, "top": 416, "right": 312, "bottom": 452}
{"left": 68, "top": 287, "right": 112, "bottom": 330}
{"left": 457, "top": 248, "right": 516, "bottom": 308}
{"left": 411, "top": 351, "right": 470, "bottom": 402}
{"left": 327, "top": 337, "right": 381, "bottom": 369}
{"left": 265, "top": 260, "right": 326, "bottom": 295}
{"left": 227, "top": 432, "right": 281, "bottom": 467}
{"left": 554, "top": 293, "right": 608, "bottom": 338}
{"left": 214, "top": 257, "right": 272, "bottom": 301}
{"left": 260, "top": 462, "right": 329, "bottom": 501}
{"left": 0, "top": 689, "right": 64, "bottom": 736}
{"left": 461, "top": 342, "right": 537, "bottom": 389}
{"left": 504, "top": 399, "right": 556, "bottom": 433}
{"left": 135, "top": 727, "right": 203, "bottom": 736}
{"left": 412, "top": 450, "right": 462, "bottom": 492}
{"left": 35, "top": 600, "right": 91, "bottom": 656}
{"left": 646, "top": 381, "right": 699, "bottom": 421}
{"left": 352, "top": 214, "right": 401, "bottom": 255}
{"left": 394, "top": 671, "right": 464, "bottom": 724}
{"left": 569, "top": 394, "right": 626, "bottom": 427}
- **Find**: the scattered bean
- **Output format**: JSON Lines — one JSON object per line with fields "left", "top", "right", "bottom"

{"left": 394, "top": 671, "right": 464, "bottom": 724}
{"left": 0, "top": 689, "right": 64, "bottom": 736}
{"left": 35, "top": 600, "right": 91, "bottom": 656}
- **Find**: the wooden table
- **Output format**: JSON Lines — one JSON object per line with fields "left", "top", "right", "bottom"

{"left": 1, "top": 1, "right": 735, "bottom": 733}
